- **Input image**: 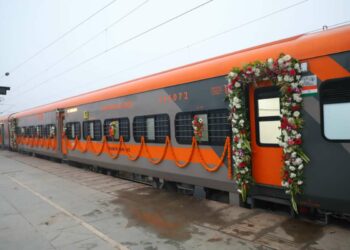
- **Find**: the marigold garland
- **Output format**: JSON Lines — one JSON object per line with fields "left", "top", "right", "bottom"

{"left": 226, "top": 53, "right": 310, "bottom": 212}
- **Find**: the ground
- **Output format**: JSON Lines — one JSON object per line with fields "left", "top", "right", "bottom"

{"left": 0, "top": 150, "right": 349, "bottom": 250}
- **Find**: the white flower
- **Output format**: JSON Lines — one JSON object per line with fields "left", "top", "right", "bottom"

{"left": 254, "top": 68, "right": 261, "bottom": 77}
{"left": 278, "top": 58, "right": 284, "bottom": 65}
{"left": 291, "top": 152, "right": 297, "bottom": 158}
{"left": 298, "top": 164, "right": 304, "bottom": 170}
{"left": 198, "top": 118, "right": 203, "bottom": 123}
{"left": 297, "top": 180, "right": 303, "bottom": 185}
{"left": 284, "top": 75, "right": 290, "bottom": 82}
{"left": 291, "top": 82, "right": 298, "bottom": 88}
{"left": 294, "top": 63, "right": 300, "bottom": 71}
{"left": 293, "top": 111, "right": 300, "bottom": 118}
{"left": 289, "top": 166, "right": 296, "bottom": 171}
{"left": 285, "top": 190, "right": 291, "bottom": 194}
{"left": 277, "top": 75, "right": 283, "bottom": 82}
{"left": 236, "top": 103, "right": 242, "bottom": 109}
{"left": 233, "top": 97, "right": 240, "bottom": 103}
{"left": 232, "top": 128, "right": 239, "bottom": 134}
{"left": 235, "top": 82, "right": 241, "bottom": 88}
{"left": 295, "top": 158, "right": 303, "bottom": 165}
{"left": 267, "top": 58, "right": 274, "bottom": 65}
{"left": 296, "top": 75, "right": 301, "bottom": 81}
{"left": 237, "top": 143, "right": 242, "bottom": 149}
{"left": 229, "top": 72, "right": 237, "bottom": 79}
{"left": 283, "top": 55, "right": 291, "bottom": 61}
{"left": 293, "top": 93, "right": 302, "bottom": 103}
{"left": 239, "top": 119, "right": 244, "bottom": 125}
{"left": 290, "top": 173, "right": 296, "bottom": 178}
{"left": 285, "top": 160, "right": 291, "bottom": 166}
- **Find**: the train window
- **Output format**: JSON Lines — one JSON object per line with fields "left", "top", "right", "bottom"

{"left": 35, "top": 125, "right": 44, "bottom": 138}
{"left": 320, "top": 77, "right": 350, "bottom": 141}
{"left": 175, "top": 109, "right": 231, "bottom": 145}
{"left": 83, "top": 120, "right": 102, "bottom": 141}
{"left": 15, "top": 127, "right": 22, "bottom": 136}
{"left": 28, "top": 126, "right": 35, "bottom": 137}
{"left": 22, "top": 127, "right": 27, "bottom": 136}
{"left": 65, "top": 122, "right": 81, "bottom": 140}
{"left": 104, "top": 118, "right": 130, "bottom": 142}
{"left": 133, "top": 114, "right": 170, "bottom": 143}
{"left": 44, "top": 124, "right": 56, "bottom": 138}
{"left": 255, "top": 86, "right": 281, "bottom": 146}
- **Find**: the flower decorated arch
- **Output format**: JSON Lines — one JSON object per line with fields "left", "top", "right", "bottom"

{"left": 225, "top": 54, "right": 310, "bottom": 212}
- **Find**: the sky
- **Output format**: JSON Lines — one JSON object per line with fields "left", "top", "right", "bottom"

{"left": 0, "top": 0, "right": 349, "bottom": 115}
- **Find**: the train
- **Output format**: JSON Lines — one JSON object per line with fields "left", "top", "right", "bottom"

{"left": 1, "top": 25, "right": 350, "bottom": 220}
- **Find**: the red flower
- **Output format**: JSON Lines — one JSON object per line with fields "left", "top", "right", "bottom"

{"left": 295, "top": 138, "right": 302, "bottom": 145}
{"left": 291, "top": 105, "right": 301, "bottom": 111}
{"left": 239, "top": 162, "right": 246, "bottom": 168}
{"left": 234, "top": 136, "right": 239, "bottom": 143}
{"left": 290, "top": 69, "right": 296, "bottom": 76}
{"left": 288, "top": 178, "right": 293, "bottom": 184}
{"left": 283, "top": 171, "right": 289, "bottom": 179}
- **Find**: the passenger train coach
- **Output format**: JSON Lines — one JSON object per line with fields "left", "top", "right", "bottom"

{"left": 1, "top": 25, "right": 350, "bottom": 218}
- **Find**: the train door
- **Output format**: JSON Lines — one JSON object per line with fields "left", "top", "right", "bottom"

{"left": 56, "top": 109, "right": 65, "bottom": 156}
{"left": 0, "top": 123, "right": 4, "bottom": 148}
{"left": 249, "top": 85, "right": 283, "bottom": 187}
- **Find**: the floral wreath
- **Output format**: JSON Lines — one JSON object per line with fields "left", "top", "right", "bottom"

{"left": 192, "top": 115, "right": 204, "bottom": 141}
{"left": 226, "top": 53, "right": 310, "bottom": 212}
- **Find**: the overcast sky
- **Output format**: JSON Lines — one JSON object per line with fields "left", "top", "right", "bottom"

{"left": 0, "top": 0, "right": 349, "bottom": 114}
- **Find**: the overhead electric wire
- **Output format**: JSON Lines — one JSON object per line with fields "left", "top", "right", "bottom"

{"left": 63, "top": 0, "right": 311, "bottom": 94}
{"left": 4, "top": 1, "right": 349, "bottom": 114}
{"left": 7, "top": 0, "right": 119, "bottom": 74}
{"left": 13, "top": 0, "right": 149, "bottom": 91}
{"left": 14, "top": 0, "right": 214, "bottom": 98}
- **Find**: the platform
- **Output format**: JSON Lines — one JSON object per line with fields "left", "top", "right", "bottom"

{"left": 0, "top": 151, "right": 350, "bottom": 250}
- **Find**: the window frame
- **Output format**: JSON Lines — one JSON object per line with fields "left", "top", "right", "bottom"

{"left": 133, "top": 114, "right": 170, "bottom": 143}
{"left": 82, "top": 120, "right": 102, "bottom": 141}
{"left": 320, "top": 77, "right": 350, "bottom": 142}
{"left": 175, "top": 109, "right": 231, "bottom": 146}
{"left": 254, "top": 86, "right": 281, "bottom": 147}
{"left": 103, "top": 118, "right": 130, "bottom": 142}
{"left": 28, "top": 126, "right": 35, "bottom": 138}
{"left": 65, "top": 122, "right": 81, "bottom": 140}
{"left": 44, "top": 124, "right": 56, "bottom": 138}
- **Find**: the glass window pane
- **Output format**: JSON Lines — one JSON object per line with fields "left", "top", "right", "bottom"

{"left": 324, "top": 103, "right": 350, "bottom": 140}
{"left": 258, "top": 98, "right": 280, "bottom": 117}
{"left": 259, "top": 120, "right": 281, "bottom": 144}
{"left": 89, "top": 122, "right": 94, "bottom": 139}
{"left": 71, "top": 125, "right": 75, "bottom": 139}
{"left": 146, "top": 118, "right": 155, "bottom": 141}
{"left": 197, "top": 114, "right": 209, "bottom": 142}
{"left": 113, "top": 121, "right": 120, "bottom": 140}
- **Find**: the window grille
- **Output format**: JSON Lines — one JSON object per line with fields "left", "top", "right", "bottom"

{"left": 44, "top": 124, "right": 56, "bottom": 138}
{"left": 15, "top": 127, "right": 22, "bottom": 136}
{"left": 65, "top": 122, "right": 81, "bottom": 140}
{"left": 175, "top": 109, "right": 231, "bottom": 145}
{"left": 83, "top": 120, "right": 102, "bottom": 141}
{"left": 28, "top": 126, "right": 35, "bottom": 137}
{"left": 104, "top": 118, "right": 130, "bottom": 142}
{"left": 35, "top": 125, "right": 44, "bottom": 138}
{"left": 133, "top": 114, "right": 170, "bottom": 143}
